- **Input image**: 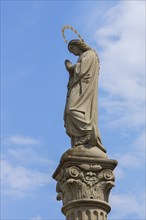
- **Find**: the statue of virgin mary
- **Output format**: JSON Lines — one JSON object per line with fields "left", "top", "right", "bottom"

{"left": 64, "top": 39, "right": 106, "bottom": 152}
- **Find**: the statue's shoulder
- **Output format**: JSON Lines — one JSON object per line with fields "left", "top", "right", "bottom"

{"left": 88, "top": 49, "right": 97, "bottom": 56}
{"left": 82, "top": 50, "right": 95, "bottom": 58}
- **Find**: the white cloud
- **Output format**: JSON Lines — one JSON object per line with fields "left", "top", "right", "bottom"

{"left": 5, "top": 147, "right": 55, "bottom": 167}
{"left": 109, "top": 192, "right": 145, "bottom": 219}
{"left": 111, "top": 131, "right": 145, "bottom": 172}
{"left": 1, "top": 159, "right": 52, "bottom": 197}
{"left": 91, "top": 1, "right": 145, "bottom": 175}
{"left": 114, "top": 166, "right": 125, "bottom": 180}
{"left": 4, "top": 135, "right": 40, "bottom": 145}
{"left": 99, "top": 97, "right": 144, "bottom": 130}
{"left": 131, "top": 131, "right": 145, "bottom": 156}
{"left": 31, "top": 216, "right": 42, "bottom": 220}
{"left": 1, "top": 135, "right": 56, "bottom": 197}
{"left": 92, "top": 0, "right": 145, "bottom": 132}
{"left": 117, "top": 153, "right": 141, "bottom": 168}
{"left": 84, "top": 3, "right": 145, "bottom": 202}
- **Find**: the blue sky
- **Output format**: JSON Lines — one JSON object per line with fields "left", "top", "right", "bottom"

{"left": 1, "top": 1, "right": 145, "bottom": 220}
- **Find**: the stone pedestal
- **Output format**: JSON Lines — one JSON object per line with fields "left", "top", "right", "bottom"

{"left": 53, "top": 145, "right": 117, "bottom": 220}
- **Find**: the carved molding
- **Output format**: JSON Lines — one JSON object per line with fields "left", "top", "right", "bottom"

{"left": 62, "top": 199, "right": 110, "bottom": 220}
{"left": 56, "top": 164, "right": 115, "bottom": 205}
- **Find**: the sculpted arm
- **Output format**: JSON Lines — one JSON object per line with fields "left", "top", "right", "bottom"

{"left": 70, "top": 52, "right": 93, "bottom": 87}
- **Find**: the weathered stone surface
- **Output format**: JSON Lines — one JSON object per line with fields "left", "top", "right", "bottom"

{"left": 53, "top": 146, "right": 117, "bottom": 220}
{"left": 61, "top": 145, "right": 108, "bottom": 160}
{"left": 53, "top": 33, "right": 118, "bottom": 219}
{"left": 64, "top": 39, "right": 103, "bottom": 148}
{"left": 62, "top": 199, "right": 110, "bottom": 220}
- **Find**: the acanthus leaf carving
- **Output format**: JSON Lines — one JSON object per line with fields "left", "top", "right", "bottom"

{"left": 56, "top": 164, "right": 115, "bottom": 204}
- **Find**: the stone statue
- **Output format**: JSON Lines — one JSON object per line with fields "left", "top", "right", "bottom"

{"left": 63, "top": 37, "right": 105, "bottom": 151}
{"left": 52, "top": 27, "right": 117, "bottom": 220}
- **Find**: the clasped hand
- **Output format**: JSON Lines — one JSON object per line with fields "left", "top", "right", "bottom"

{"left": 65, "top": 59, "right": 72, "bottom": 71}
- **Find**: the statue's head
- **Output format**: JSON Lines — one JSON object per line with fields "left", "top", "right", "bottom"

{"left": 68, "top": 39, "right": 91, "bottom": 56}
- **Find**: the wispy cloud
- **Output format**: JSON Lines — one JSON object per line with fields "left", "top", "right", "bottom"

{"left": 84, "top": 5, "right": 145, "bottom": 220}
{"left": 31, "top": 216, "right": 42, "bottom": 220}
{"left": 92, "top": 1, "right": 145, "bottom": 132}
{"left": 111, "top": 131, "right": 145, "bottom": 184}
{"left": 113, "top": 131, "right": 145, "bottom": 169}
{"left": 114, "top": 167, "right": 125, "bottom": 180}
{"left": 88, "top": 1, "right": 145, "bottom": 181}
{"left": 117, "top": 153, "right": 141, "bottom": 168}
{"left": 1, "top": 135, "right": 55, "bottom": 197}
{"left": 131, "top": 131, "right": 145, "bottom": 157}
{"left": 109, "top": 192, "right": 145, "bottom": 219}
{"left": 1, "top": 159, "right": 52, "bottom": 197}
{"left": 4, "top": 147, "right": 55, "bottom": 168}
{"left": 4, "top": 135, "right": 40, "bottom": 145}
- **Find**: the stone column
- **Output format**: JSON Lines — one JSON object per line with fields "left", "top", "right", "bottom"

{"left": 53, "top": 145, "right": 117, "bottom": 220}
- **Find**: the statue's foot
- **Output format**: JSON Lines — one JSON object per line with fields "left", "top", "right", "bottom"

{"left": 74, "top": 135, "right": 90, "bottom": 146}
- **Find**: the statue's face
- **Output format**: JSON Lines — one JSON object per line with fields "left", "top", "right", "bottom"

{"left": 69, "top": 45, "right": 82, "bottom": 56}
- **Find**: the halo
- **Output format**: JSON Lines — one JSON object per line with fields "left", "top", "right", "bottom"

{"left": 62, "top": 25, "right": 84, "bottom": 44}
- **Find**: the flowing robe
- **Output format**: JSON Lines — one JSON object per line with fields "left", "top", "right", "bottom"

{"left": 64, "top": 49, "right": 101, "bottom": 146}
